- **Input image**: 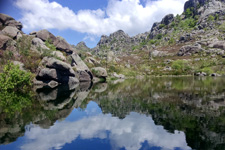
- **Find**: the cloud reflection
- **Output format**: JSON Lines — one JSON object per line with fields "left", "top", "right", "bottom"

{"left": 21, "top": 102, "right": 191, "bottom": 150}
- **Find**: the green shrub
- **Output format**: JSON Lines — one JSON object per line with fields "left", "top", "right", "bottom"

{"left": 159, "top": 24, "right": 166, "bottom": 29}
{"left": 156, "top": 33, "right": 163, "bottom": 40}
{"left": 0, "top": 62, "right": 32, "bottom": 92}
{"left": 172, "top": 60, "right": 191, "bottom": 74}
{"left": 208, "top": 15, "right": 215, "bottom": 21}
{"left": 179, "top": 18, "right": 197, "bottom": 29}
{"left": 17, "top": 35, "right": 32, "bottom": 56}
{"left": 168, "top": 37, "right": 176, "bottom": 45}
{"left": 148, "top": 40, "right": 157, "bottom": 45}
{"left": 200, "top": 67, "right": 213, "bottom": 75}
{"left": 185, "top": 7, "right": 194, "bottom": 18}
{"left": 45, "top": 40, "right": 56, "bottom": 51}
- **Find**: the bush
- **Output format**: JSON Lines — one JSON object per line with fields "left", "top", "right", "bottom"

{"left": 0, "top": 62, "right": 32, "bottom": 92}
{"left": 159, "top": 24, "right": 166, "bottom": 29}
{"left": 172, "top": 60, "right": 191, "bottom": 74}
{"left": 179, "top": 18, "right": 197, "bottom": 29}
{"left": 200, "top": 67, "right": 213, "bottom": 75}
{"left": 17, "top": 35, "right": 32, "bottom": 56}
{"left": 208, "top": 15, "right": 215, "bottom": 21}
{"left": 45, "top": 40, "right": 56, "bottom": 51}
{"left": 156, "top": 33, "right": 163, "bottom": 40}
{"left": 185, "top": 7, "right": 194, "bottom": 18}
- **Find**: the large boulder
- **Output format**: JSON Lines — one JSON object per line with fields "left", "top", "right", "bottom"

{"left": 178, "top": 44, "right": 204, "bottom": 56}
{"left": 71, "top": 53, "right": 93, "bottom": 82}
{"left": 36, "top": 29, "right": 56, "bottom": 43}
{"left": 53, "top": 36, "right": 74, "bottom": 54}
{"left": 36, "top": 57, "right": 79, "bottom": 87}
{"left": 31, "top": 37, "right": 49, "bottom": 52}
{"left": 78, "top": 70, "right": 92, "bottom": 82}
{"left": 0, "top": 34, "right": 13, "bottom": 50}
{"left": 37, "top": 68, "right": 58, "bottom": 81}
{"left": 44, "top": 57, "right": 76, "bottom": 76}
{"left": 52, "top": 51, "right": 66, "bottom": 61}
{"left": 2, "top": 26, "right": 20, "bottom": 39}
{"left": 91, "top": 67, "right": 107, "bottom": 78}
{"left": 71, "top": 53, "right": 90, "bottom": 71}
{"left": 5, "top": 20, "right": 23, "bottom": 31}
{"left": 0, "top": 13, "right": 22, "bottom": 30}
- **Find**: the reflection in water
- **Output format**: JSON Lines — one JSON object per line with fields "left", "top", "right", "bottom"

{"left": 0, "top": 77, "right": 225, "bottom": 150}
{"left": 21, "top": 102, "right": 190, "bottom": 150}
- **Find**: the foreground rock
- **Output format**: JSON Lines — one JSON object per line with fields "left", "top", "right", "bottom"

{"left": 35, "top": 57, "right": 79, "bottom": 88}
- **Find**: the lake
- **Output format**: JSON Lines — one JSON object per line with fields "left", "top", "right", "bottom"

{"left": 0, "top": 77, "right": 225, "bottom": 150}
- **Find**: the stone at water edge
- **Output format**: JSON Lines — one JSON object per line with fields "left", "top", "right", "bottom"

{"left": 91, "top": 67, "right": 108, "bottom": 78}
{"left": 113, "top": 72, "right": 125, "bottom": 79}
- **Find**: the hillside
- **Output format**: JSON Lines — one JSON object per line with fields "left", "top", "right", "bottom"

{"left": 80, "top": 0, "right": 225, "bottom": 77}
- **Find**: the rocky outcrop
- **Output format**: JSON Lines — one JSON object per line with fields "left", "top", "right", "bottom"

{"left": 36, "top": 57, "right": 79, "bottom": 88}
{"left": 2, "top": 26, "right": 20, "bottom": 39}
{"left": 74, "top": 41, "right": 90, "bottom": 52}
{"left": 184, "top": 0, "right": 225, "bottom": 18}
{"left": 0, "top": 13, "right": 22, "bottom": 30}
{"left": 31, "top": 37, "right": 49, "bottom": 52}
{"left": 0, "top": 34, "right": 14, "bottom": 50}
{"left": 178, "top": 43, "right": 204, "bottom": 56}
{"left": 92, "top": 30, "right": 140, "bottom": 55}
{"left": 53, "top": 36, "right": 74, "bottom": 54}
{"left": 71, "top": 53, "right": 93, "bottom": 82}
{"left": 36, "top": 29, "right": 56, "bottom": 43}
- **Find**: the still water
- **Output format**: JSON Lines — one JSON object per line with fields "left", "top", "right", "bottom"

{"left": 0, "top": 77, "right": 225, "bottom": 150}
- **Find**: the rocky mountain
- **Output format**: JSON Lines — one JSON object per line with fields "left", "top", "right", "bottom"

{"left": 73, "top": 41, "right": 90, "bottom": 52}
{"left": 92, "top": 0, "right": 225, "bottom": 58}
{"left": 92, "top": 29, "right": 149, "bottom": 56}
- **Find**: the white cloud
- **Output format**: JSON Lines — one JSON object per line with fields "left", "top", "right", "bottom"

{"left": 15, "top": 0, "right": 187, "bottom": 36}
{"left": 20, "top": 107, "right": 191, "bottom": 150}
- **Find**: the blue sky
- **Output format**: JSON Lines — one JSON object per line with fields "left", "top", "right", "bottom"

{"left": 0, "top": 0, "right": 187, "bottom": 48}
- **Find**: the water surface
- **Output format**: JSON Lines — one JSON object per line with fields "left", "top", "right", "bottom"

{"left": 0, "top": 77, "right": 225, "bottom": 150}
